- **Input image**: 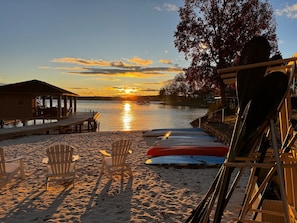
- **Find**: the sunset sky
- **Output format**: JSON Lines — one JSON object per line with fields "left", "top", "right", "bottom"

{"left": 1, "top": 0, "right": 297, "bottom": 97}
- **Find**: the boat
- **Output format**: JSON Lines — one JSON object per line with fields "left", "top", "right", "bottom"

{"left": 147, "top": 127, "right": 204, "bottom": 132}
{"left": 157, "top": 134, "right": 216, "bottom": 140}
{"left": 136, "top": 100, "right": 150, "bottom": 105}
{"left": 142, "top": 128, "right": 207, "bottom": 138}
{"left": 147, "top": 143, "right": 229, "bottom": 157}
{"left": 152, "top": 136, "right": 218, "bottom": 146}
{"left": 145, "top": 155, "right": 225, "bottom": 167}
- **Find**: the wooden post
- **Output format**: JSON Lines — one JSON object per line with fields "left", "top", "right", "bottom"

{"left": 63, "top": 96, "right": 67, "bottom": 116}
{"left": 57, "top": 96, "right": 61, "bottom": 118}
{"left": 69, "top": 97, "right": 73, "bottom": 113}
{"left": 74, "top": 97, "right": 77, "bottom": 112}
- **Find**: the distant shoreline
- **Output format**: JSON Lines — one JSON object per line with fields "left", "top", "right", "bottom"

{"left": 77, "top": 96, "right": 209, "bottom": 108}
{"left": 77, "top": 95, "right": 161, "bottom": 101}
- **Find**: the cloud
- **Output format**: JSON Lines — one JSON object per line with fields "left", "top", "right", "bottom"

{"left": 164, "top": 3, "right": 179, "bottom": 12}
{"left": 154, "top": 3, "right": 179, "bottom": 12}
{"left": 112, "top": 84, "right": 160, "bottom": 93}
{"left": 52, "top": 57, "right": 111, "bottom": 66}
{"left": 275, "top": 3, "right": 297, "bottom": 19}
{"left": 154, "top": 6, "right": 162, "bottom": 11}
{"left": 54, "top": 66, "right": 86, "bottom": 71}
{"left": 140, "top": 88, "right": 159, "bottom": 92}
{"left": 127, "top": 57, "right": 153, "bottom": 66}
{"left": 159, "top": 59, "right": 172, "bottom": 64}
{"left": 38, "top": 66, "right": 51, "bottom": 69}
{"left": 51, "top": 56, "right": 183, "bottom": 78}
{"left": 69, "top": 67, "right": 182, "bottom": 78}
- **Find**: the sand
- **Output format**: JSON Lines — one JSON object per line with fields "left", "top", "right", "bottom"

{"left": 0, "top": 131, "right": 249, "bottom": 223}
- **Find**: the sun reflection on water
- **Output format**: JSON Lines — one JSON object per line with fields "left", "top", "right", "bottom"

{"left": 122, "top": 102, "right": 132, "bottom": 130}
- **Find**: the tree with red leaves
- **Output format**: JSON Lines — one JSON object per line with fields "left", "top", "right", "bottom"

{"left": 174, "top": 0, "right": 278, "bottom": 106}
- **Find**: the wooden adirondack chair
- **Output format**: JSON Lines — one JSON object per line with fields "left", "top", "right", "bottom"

{"left": 100, "top": 140, "right": 132, "bottom": 179}
{"left": 44, "top": 144, "right": 78, "bottom": 190}
{"left": 0, "top": 147, "right": 25, "bottom": 188}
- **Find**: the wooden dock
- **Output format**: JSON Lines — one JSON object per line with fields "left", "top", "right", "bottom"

{"left": 0, "top": 112, "right": 100, "bottom": 140}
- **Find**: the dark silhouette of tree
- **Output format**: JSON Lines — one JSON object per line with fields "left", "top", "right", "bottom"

{"left": 159, "top": 73, "right": 189, "bottom": 97}
{"left": 174, "top": 0, "right": 278, "bottom": 106}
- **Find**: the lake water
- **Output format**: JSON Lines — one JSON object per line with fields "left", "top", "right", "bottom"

{"left": 77, "top": 100, "right": 208, "bottom": 131}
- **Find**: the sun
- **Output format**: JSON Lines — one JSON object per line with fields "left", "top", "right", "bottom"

{"left": 121, "top": 87, "right": 137, "bottom": 95}
{"left": 117, "top": 86, "right": 137, "bottom": 96}
{"left": 125, "top": 88, "right": 133, "bottom": 94}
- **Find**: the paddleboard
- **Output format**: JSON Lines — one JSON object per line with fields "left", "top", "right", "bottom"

{"left": 145, "top": 155, "right": 225, "bottom": 166}
{"left": 147, "top": 144, "right": 229, "bottom": 157}
{"left": 158, "top": 135, "right": 216, "bottom": 141}
{"left": 143, "top": 130, "right": 209, "bottom": 138}
{"left": 143, "top": 128, "right": 206, "bottom": 138}
{"left": 152, "top": 139, "right": 224, "bottom": 147}
{"left": 148, "top": 127, "right": 203, "bottom": 132}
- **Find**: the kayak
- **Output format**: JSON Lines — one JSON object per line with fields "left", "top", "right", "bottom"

{"left": 157, "top": 135, "right": 217, "bottom": 140}
{"left": 147, "top": 127, "right": 203, "bottom": 132}
{"left": 152, "top": 138, "right": 220, "bottom": 147}
{"left": 145, "top": 155, "right": 225, "bottom": 166}
{"left": 143, "top": 129, "right": 208, "bottom": 138}
{"left": 144, "top": 132, "right": 213, "bottom": 146}
{"left": 147, "top": 144, "right": 229, "bottom": 157}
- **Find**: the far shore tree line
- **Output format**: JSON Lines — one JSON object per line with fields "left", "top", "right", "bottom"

{"left": 160, "top": 0, "right": 278, "bottom": 111}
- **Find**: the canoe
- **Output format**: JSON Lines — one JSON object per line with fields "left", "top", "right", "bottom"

{"left": 147, "top": 144, "right": 229, "bottom": 157}
{"left": 145, "top": 155, "right": 225, "bottom": 166}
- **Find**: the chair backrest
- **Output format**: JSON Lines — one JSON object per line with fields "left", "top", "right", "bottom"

{"left": 46, "top": 144, "right": 74, "bottom": 175}
{"left": 0, "top": 148, "right": 6, "bottom": 176}
{"left": 111, "top": 140, "right": 132, "bottom": 166}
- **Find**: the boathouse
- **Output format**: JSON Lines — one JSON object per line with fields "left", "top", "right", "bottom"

{"left": 0, "top": 79, "right": 77, "bottom": 125}
{"left": 0, "top": 79, "right": 100, "bottom": 139}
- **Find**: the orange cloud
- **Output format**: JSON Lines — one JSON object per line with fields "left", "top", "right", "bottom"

{"left": 52, "top": 57, "right": 111, "bottom": 66}
{"left": 127, "top": 57, "right": 153, "bottom": 66}
{"left": 159, "top": 59, "right": 172, "bottom": 64}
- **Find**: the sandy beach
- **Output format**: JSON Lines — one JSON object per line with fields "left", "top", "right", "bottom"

{"left": 0, "top": 131, "right": 248, "bottom": 223}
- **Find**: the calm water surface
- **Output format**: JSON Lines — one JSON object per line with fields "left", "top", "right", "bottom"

{"left": 77, "top": 100, "right": 208, "bottom": 131}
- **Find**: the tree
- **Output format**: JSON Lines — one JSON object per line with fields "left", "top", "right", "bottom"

{"left": 159, "top": 73, "right": 190, "bottom": 97}
{"left": 174, "top": 0, "right": 278, "bottom": 106}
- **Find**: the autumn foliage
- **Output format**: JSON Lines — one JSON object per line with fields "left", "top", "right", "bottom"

{"left": 174, "top": 0, "right": 278, "bottom": 103}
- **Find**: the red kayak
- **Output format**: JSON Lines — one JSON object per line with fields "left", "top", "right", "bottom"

{"left": 147, "top": 144, "right": 229, "bottom": 157}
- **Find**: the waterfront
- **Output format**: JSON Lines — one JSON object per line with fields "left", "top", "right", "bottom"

{"left": 77, "top": 100, "right": 208, "bottom": 132}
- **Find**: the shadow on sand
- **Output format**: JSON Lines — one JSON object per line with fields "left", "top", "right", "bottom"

{"left": 81, "top": 172, "right": 133, "bottom": 223}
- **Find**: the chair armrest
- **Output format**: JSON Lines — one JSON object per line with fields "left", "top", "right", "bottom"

{"left": 42, "top": 155, "right": 79, "bottom": 164}
{"left": 5, "top": 156, "right": 24, "bottom": 163}
{"left": 100, "top": 150, "right": 111, "bottom": 157}
{"left": 42, "top": 158, "right": 49, "bottom": 164}
{"left": 72, "top": 155, "right": 80, "bottom": 161}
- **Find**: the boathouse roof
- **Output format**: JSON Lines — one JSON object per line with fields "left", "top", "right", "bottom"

{"left": 0, "top": 79, "right": 78, "bottom": 97}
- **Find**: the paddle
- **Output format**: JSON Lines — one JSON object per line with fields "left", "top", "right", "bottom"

{"left": 236, "top": 36, "right": 271, "bottom": 116}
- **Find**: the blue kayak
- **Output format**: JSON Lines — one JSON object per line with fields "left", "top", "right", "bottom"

{"left": 145, "top": 155, "right": 225, "bottom": 166}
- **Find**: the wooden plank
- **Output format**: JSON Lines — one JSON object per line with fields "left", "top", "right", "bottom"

{"left": 218, "top": 57, "right": 297, "bottom": 74}
{"left": 0, "top": 112, "right": 100, "bottom": 140}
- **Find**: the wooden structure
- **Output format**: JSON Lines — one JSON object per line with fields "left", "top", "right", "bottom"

{"left": 0, "top": 112, "right": 100, "bottom": 140}
{"left": 218, "top": 57, "right": 297, "bottom": 222}
{"left": 0, "top": 79, "right": 78, "bottom": 125}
